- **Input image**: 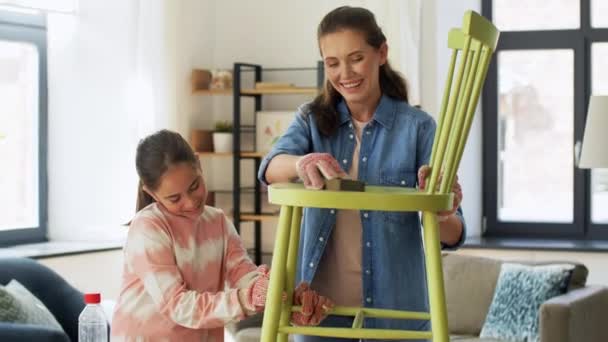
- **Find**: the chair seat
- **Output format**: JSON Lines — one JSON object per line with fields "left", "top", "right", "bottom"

{"left": 268, "top": 183, "right": 453, "bottom": 212}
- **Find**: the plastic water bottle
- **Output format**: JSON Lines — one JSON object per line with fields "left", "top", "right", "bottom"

{"left": 78, "top": 293, "right": 108, "bottom": 342}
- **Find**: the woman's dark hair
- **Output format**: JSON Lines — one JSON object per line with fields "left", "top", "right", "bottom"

{"left": 135, "top": 129, "right": 198, "bottom": 212}
{"left": 310, "top": 6, "right": 409, "bottom": 136}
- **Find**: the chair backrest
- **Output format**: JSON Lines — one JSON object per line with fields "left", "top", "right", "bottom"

{"left": 427, "top": 11, "right": 500, "bottom": 195}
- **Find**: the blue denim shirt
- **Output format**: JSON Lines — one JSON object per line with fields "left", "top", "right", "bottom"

{"left": 258, "top": 94, "right": 466, "bottom": 332}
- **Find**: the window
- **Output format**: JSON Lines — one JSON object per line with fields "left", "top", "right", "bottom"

{"left": 482, "top": 0, "right": 608, "bottom": 240}
{"left": 0, "top": 9, "right": 47, "bottom": 246}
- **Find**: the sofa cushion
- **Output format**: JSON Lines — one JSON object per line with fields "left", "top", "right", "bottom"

{"left": 0, "top": 284, "right": 29, "bottom": 323}
{"left": 443, "top": 253, "right": 502, "bottom": 335}
{"left": 479, "top": 263, "right": 573, "bottom": 342}
{"left": 3, "top": 280, "right": 63, "bottom": 331}
{"left": 233, "top": 327, "right": 295, "bottom": 342}
{"left": 529, "top": 260, "right": 587, "bottom": 291}
{"left": 450, "top": 335, "right": 504, "bottom": 341}
{"left": 443, "top": 253, "right": 588, "bottom": 336}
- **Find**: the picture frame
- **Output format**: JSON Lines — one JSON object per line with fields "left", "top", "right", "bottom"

{"left": 255, "top": 111, "right": 295, "bottom": 154}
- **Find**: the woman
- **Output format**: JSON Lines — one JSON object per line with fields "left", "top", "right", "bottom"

{"left": 258, "top": 6, "right": 465, "bottom": 342}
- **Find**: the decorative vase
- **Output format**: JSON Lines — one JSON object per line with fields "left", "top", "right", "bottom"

{"left": 190, "top": 129, "right": 213, "bottom": 152}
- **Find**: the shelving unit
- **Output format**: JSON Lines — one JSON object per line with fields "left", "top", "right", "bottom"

{"left": 232, "top": 62, "right": 323, "bottom": 264}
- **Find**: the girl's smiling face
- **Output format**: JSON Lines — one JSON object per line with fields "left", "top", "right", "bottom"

{"left": 146, "top": 162, "right": 207, "bottom": 218}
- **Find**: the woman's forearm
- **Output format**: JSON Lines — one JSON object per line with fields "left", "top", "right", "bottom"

{"left": 439, "top": 214, "right": 464, "bottom": 246}
{"left": 265, "top": 154, "right": 301, "bottom": 184}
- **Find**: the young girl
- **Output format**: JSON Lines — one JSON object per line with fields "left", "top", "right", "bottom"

{"left": 111, "top": 130, "right": 332, "bottom": 341}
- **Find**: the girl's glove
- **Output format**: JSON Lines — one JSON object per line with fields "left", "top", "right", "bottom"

{"left": 239, "top": 265, "right": 270, "bottom": 313}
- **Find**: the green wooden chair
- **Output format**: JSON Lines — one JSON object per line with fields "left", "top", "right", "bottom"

{"left": 260, "top": 10, "right": 500, "bottom": 342}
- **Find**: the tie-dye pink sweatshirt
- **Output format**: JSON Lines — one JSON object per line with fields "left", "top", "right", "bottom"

{"left": 111, "top": 203, "right": 260, "bottom": 342}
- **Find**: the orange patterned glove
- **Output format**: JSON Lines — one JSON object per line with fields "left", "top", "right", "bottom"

{"left": 290, "top": 282, "right": 334, "bottom": 326}
{"left": 296, "top": 153, "right": 347, "bottom": 189}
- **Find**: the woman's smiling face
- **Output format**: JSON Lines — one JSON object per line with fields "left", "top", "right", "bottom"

{"left": 320, "top": 29, "right": 387, "bottom": 106}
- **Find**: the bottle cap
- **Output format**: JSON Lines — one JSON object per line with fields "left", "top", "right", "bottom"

{"left": 84, "top": 293, "right": 101, "bottom": 304}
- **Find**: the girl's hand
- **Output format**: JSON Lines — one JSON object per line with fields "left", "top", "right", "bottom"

{"left": 296, "top": 153, "right": 347, "bottom": 189}
{"left": 417, "top": 165, "right": 463, "bottom": 220}
{"left": 239, "top": 265, "right": 270, "bottom": 313}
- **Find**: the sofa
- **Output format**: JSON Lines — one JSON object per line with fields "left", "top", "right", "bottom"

{"left": 0, "top": 257, "right": 85, "bottom": 342}
{"left": 227, "top": 253, "right": 608, "bottom": 342}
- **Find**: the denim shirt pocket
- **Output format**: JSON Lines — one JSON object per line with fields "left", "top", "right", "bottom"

{"left": 379, "top": 167, "right": 417, "bottom": 224}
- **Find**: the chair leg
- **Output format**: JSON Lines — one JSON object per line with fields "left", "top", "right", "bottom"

{"left": 261, "top": 205, "right": 293, "bottom": 342}
{"left": 277, "top": 206, "right": 303, "bottom": 342}
{"left": 422, "top": 211, "right": 449, "bottom": 342}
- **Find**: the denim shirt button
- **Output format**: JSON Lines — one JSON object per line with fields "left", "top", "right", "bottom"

{"left": 366, "top": 130, "right": 371, "bottom": 135}
{"left": 401, "top": 180, "right": 406, "bottom": 185}
{"left": 342, "top": 159, "right": 347, "bottom": 164}
{"left": 365, "top": 269, "right": 371, "bottom": 275}
{"left": 319, "top": 236, "right": 324, "bottom": 242}
{"left": 362, "top": 156, "right": 367, "bottom": 162}
{"left": 349, "top": 134, "right": 354, "bottom": 139}
{"left": 366, "top": 241, "right": 371, "bottom": 247}
{"left": 309, "top": 262, "right": 314, "bottom": 268}
{"left": 363, "top": 212, "right": 369, "bottom": 218}
{"left": 330, "top": 209, "right": 335, "bottom": 214}
{"left": 366, "top": 297, "right": 372, "bottom": 303}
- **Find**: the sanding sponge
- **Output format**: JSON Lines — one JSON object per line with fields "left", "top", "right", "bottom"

{"left": 324, "top": 178, "right": 365, "bottom": 192}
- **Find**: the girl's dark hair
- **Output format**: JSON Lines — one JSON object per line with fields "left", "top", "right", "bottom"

{"left": 135, "top": 129, "right": 198, "bottom": 212}
{"left": 310, "top": 6, "right": 409, "bottom": 136}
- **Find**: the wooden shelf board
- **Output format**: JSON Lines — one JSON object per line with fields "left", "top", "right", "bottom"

{"left": 192, "top": 89, "right": 231, "bottom": 95}
{"left": 241, "top": 151, "right": 265, "bottom": 158}
{"left": 193, "top": 88, "right": 318, "bottom": 95}
{"left": 196, "top": 151, "right": 232, "bottom": 157}
{"left": 240, "top": 214, "right": 279, "bottom": 221}
{"left": 241, "top": 87, "right": 318, "bottom": 95}
{"left": 195, "top": 151, "right": 266, "bottom": 158}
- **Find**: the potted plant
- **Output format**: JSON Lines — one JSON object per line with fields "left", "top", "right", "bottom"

{"left": 212, "top": 120, "right": 233, "bottom": 153}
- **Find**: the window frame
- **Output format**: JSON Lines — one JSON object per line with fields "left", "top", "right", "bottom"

{"left": 0, "top": 9, "right": 48, "bottom": 246}
{"left": 482, "top": 0, "right": 608, "bottom": 240}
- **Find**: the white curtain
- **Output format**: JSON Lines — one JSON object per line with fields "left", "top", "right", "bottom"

{"left": 0, "top": 0, "right": 78, "bottom": 14}
{"left": 46, "top": 0, "right": 188, "bottom": 240}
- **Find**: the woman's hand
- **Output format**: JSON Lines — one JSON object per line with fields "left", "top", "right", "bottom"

{"left": 296, "top": 153, "right": 347, "bottom": 189}
{"left": 417, "top": 165, "right": 463, "bottom": 220}
{"left": 290, "top": 282, "right": 334, "bottom": 326}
